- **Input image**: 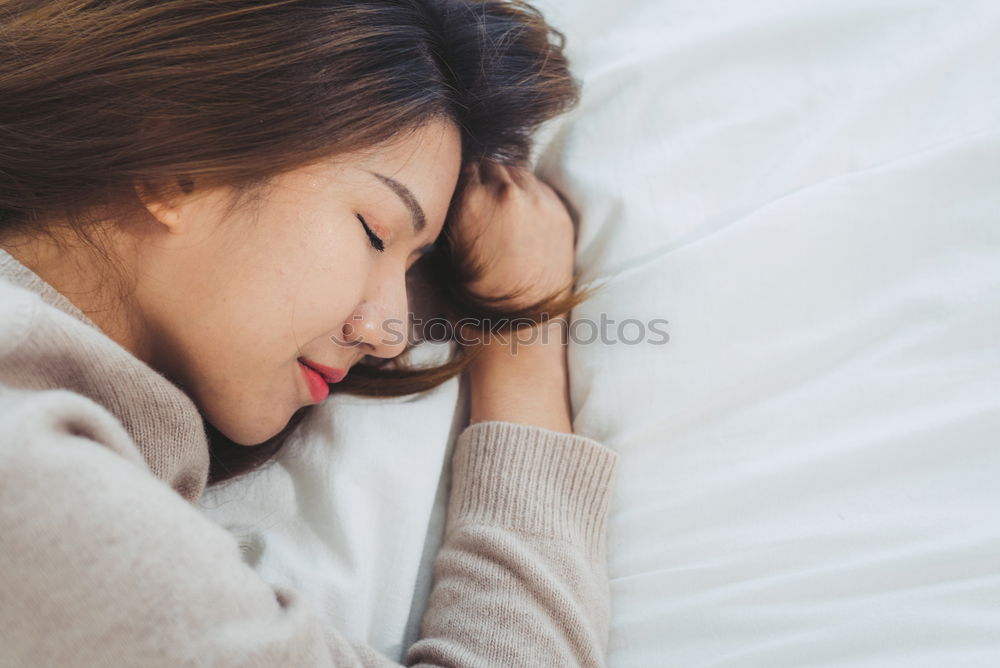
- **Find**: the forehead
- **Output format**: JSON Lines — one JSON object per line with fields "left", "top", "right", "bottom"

{"left": 361, "top": 120, "right": 463, "bottom": 216}
{"left": 286, "top": 120, "right": 462, "bottom": 224}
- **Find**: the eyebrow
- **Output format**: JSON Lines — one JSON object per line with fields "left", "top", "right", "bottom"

{"left": 368, "top": 171, "right": 426, "bottom": 235}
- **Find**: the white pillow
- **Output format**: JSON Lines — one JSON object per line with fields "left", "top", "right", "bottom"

{"left": 203, "top": 0, "right": 1000, "bottom": 664}
{"left": 531, "top": 0, "right": 1000, "bottom": 664}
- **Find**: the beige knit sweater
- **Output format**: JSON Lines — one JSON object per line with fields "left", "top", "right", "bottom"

{"left": 0, "top": 248, "right": 619, "bottom": 667}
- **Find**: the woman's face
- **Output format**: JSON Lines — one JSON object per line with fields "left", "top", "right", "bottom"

{"left": 137, "top": 119, "right": 462, "bottom": 445}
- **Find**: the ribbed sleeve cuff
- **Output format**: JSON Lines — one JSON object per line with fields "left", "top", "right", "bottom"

{"left": 446, "top": 420, "right": 619, "bottom": 563}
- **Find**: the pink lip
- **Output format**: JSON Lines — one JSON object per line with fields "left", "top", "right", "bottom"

{"left": 298, "top": 361, "right": 330, "bottom": 404}
{"left": 298, "top": 357, "right": 346, "bottom": 384}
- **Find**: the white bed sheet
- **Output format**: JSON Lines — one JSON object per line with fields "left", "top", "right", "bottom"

{"left": 199, "top": 0, "right": 1000, "bottom": 664}
{"left": 198, "top": 339, "right": 464, "bottom": 660}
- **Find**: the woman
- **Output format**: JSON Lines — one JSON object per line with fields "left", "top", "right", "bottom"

{"left": 0, "top": 0, "right": 618, "bottom": 666}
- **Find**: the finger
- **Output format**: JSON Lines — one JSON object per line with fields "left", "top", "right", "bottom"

{"left": 504, "top": 164, "right": 531, "bottom": 191}
{"left": 534, "top": 173, "right": 566, "bottom": 203}
{"left": 477, "top": 160, "right": 497, "bottom": 183}
{"left": 481, "top": 160, "right": 513, "bottom": 187}
{"left": 550, "top": 184, "right": 579, "bottom": 224}
{"left": 465, "top": 161, "right": 483, "bottom": 185}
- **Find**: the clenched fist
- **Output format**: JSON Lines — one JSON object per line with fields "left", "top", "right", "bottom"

{"left": 450, "top": 161, "right": 576, "bottom": 313}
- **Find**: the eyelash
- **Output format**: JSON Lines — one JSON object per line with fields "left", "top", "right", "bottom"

{"left": 356, "top": 214, "right": 385, "bottom": 253}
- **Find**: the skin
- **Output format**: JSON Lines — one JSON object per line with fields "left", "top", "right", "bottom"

{"left": 5, "top": 120, "right": 461, "bottom": 445}
{"left": 451, "top": 162, "right": 575, "bottom": 434}
{"left": 3, "top": 118, "right": 578, "bottom": 444}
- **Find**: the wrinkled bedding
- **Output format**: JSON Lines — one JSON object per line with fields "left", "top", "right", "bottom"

{"left": 199, "top": 0, "right": 1000, "bottom": 664}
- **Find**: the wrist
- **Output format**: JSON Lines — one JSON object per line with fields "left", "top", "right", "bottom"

{"left": 465, "top": 319, "right": 572, "bottom": 433}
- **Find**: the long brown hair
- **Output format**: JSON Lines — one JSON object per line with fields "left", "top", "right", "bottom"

{"left": 0, "top": 0, "right": 597, "bottom": 486}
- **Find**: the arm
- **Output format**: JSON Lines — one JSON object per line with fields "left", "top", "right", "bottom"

{"left": 408, "top": 419, "right": 617, "bottom": 667}
{"left": 410, "top": 316, "right": 616, "bottom": 665}
{"left": 451, "top": 160, "right": 581, "bottom": 436}
{"left": 0, "top": 386, "right": 617, "bottom": 667}
{"left": 410, "top": 163, "right": 617, "bottom": 664}
{"left": 467, "top": 317, "right": 573, "bottom": 433}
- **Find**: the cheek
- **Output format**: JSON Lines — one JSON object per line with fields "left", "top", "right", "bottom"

{"left": 181, "top": 216, "right": 366, "bottom": 364}
{"left": 283, "top": 260, "right": 364, "bottom": 342}
{"left": 266, "top": 228, "right": 369, "bottom": 349}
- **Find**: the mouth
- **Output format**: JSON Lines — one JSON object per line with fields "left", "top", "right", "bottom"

{"left": 297, "top": 357, "right": 346, "bottom": 404}
{"left": 298, "top": 357, "right": 346, "bottom": 384}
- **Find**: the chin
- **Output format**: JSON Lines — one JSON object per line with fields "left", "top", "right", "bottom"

{"left": 209, "top": 408, "right": 298, "bottom": 447}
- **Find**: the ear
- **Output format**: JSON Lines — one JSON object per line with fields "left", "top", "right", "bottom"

{"left": 133, "top": 177, "right": 195, "bottom": 231}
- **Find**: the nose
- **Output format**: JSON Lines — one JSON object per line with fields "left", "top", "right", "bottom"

{"left": 336, "top": 293, "right": 409, "bottom": 360}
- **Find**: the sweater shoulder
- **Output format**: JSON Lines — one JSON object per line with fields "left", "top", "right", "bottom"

{"left": 0, "top": 277, "right": 43, "bottom": 359}
{"left": 0, "top": 271, "right": 211, "bottom": 502}
{"left": 0, "top": 386, "right": 150, "bottom": 473}
{"left": 0, "top": 271, "right": 152, "bottom": 480}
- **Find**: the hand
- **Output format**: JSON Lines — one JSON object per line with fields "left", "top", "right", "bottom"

{"left": 450, "top": 161, "right": 576, "bottom": 312}
{"left": 450, "top": 162, "right": 576, "bottom": 433}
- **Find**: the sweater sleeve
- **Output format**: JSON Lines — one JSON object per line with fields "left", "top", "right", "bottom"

{"left": 0, "top": 390, "right": 619, "bottom": 668}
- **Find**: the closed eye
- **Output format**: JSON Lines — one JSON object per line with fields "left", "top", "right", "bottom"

{"left": 357, "top": 214, "right": 385, "bottom": 253}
